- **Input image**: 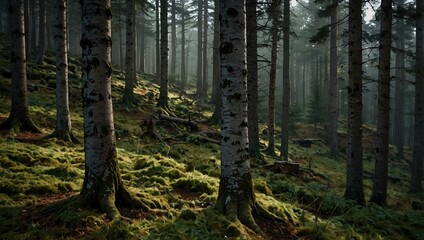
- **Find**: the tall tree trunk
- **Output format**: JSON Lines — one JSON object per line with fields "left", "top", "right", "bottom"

{"left": 123, "top": 0, "right": 137, "bottom": 106}
{"left": 210, "top": 0, "right": 220, "bottom": 123}
{"left": 302, "top": 55, "right": 306, "bottom": 110}
{"left": 24, "top": 0, "right": 31, "bottom": 60}
{"left": 247, "top": 0, "right": 260, "bottom": 158}
{"left": 410, "top": 0, "right": 424, "bottom": 193}
{"left": 157, "top": 0, "right": 168, "bottom": 108}
{"left": 36, "top": 0, "right": 46, "bottom": 65}
{"left": 30, "top": 0, "right": 36, "bottom": 53}
{"left": 118, "top": 0, "right": 123, "bottom": 71}
{"left": 139, "top": 11, "right": 145, "bottom": 73}
{"left": 202, "top": 0, "right": 208, "bottom": 99}
{"left": 370, "top": 0, "right": 392, "bottom": 206}
{"left": 328, "top": 0, "right": 339, "bottom": 158}
{"left": 267, "top": 0, "right": 280, "bottom": 156}
{"left": 180, "top": 0, "right": 186, "bottom": 88}
{"left": 79, "top": 0, "right": 149, "bottom": 220}
{"left": 216, "top": 0, "right": 261, "bottom": 232}
{"left": 47, "top": 0, "right": 78, "bottom": 143}
{"left": 0, "top": 0, "right": 40, "bottom": 133}
{"left": 281, "top": 0, "right": 290, "bottom": 161}
{"left": 196, "top": 0, "right": 203, "bottom": 98}
{"left": 155, "top": 0, "right": 160, "bottom": 83}
{"left": 394, "top": 24, "right": 405, "bottom": 160}
{"left": 170, "top": 0, "right": 176, "bottom": 83}
{"left": 344, "top": 0, "right": 364, "bottom": 204}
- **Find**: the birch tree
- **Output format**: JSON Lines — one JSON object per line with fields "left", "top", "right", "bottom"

{"left": 79, "top": 0, "right": 149, "bottom": 219}
{"left": 215, "top": 0, "right": 261, "bottom": 232}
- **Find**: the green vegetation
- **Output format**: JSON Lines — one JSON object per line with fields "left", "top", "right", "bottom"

{"left": 0, "top": 34, "right": 423, "bottom": 240}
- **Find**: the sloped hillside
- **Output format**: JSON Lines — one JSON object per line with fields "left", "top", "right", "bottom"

{"left": 0, "top": 33, "right": 423, "bottom": 240}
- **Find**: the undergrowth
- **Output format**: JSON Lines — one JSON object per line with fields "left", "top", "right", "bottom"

{"left": 0, "top": 33, "right": 423, "bottom": 240}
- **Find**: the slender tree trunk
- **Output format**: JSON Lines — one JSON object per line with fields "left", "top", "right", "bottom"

{"left": 267, "top": 0, "right": 280, "bottom": 156}
{"left": 118, "top": 0, "right": 123, "bottom": 71}
{"left": 394, "top": 26, "right": 405, "bottom": 160}
{"left": 370, "top": 0, "right": 392, "bottom": 206}
{"left": 139, "top": 11, "right": 145, "bottom": 73}
{"left": 170, "top": 0, "right": 176, "bottom": 83}
{"left": 79, "top": 0, "right": 149, "bottom": 220}
{"left": 302, "top": 55, "right": 306, "bottom": 110}
{"left": 196, "top": 0, "right": 203, "bottom": 98}
{"left": 281, "top": 0, "right": 290, "bottom": 161}
{"left": 155, "top": 0, "right": 160, "bottom": 83}
{"left": 246, "top": 0, "right": 260, "bottom": 158}
{"left": 210, "top": 0, "right": 221, "bottom": 123}
{"left": 180, "top": 0, "right": 186, "bottom": 88}
{"left": 410, "top": 0, "right": 424, "bottom": 193}
{"left": 344, "top": 0, "right": 364, "bottom": 204}
{"left": 24, "top": 0, "right": 31, "bottom": 60}
{"left": 30, "top": 0, "right": 36, "bottom": 53}
{"left": 157, "top": 0, "right": 168, "bottom": 108}
{"left": 216, "top": 0, "right": 261, "bottom": 233}
{"left": 328, "top": 0, "right": 339, "bottom": 158}
{"left": 36, "top": 0, "right": 46, "bottom": 65}
{"left": 202, "top": 0, "right": 208, "bottom": 99}
{"left": 0, "top": 0, "right": 40, "bottom": 133}
{"left": 123, "top": 0, "right": 137, "bottom": 106}
{"left": 46, "top": 0, "right": 78, "bottom": 143}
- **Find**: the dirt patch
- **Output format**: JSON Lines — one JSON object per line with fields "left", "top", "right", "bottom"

{"left": 255, "top": 215, "right": 297, "bottom": 240}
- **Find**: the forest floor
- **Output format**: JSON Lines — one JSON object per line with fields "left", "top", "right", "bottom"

{"left": 0, "top": 34, "right": 424, "bottom": 240}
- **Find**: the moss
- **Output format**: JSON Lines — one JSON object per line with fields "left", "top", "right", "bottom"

{"left": 44, "top": 165, "right": 83, "bottom": 181}
{"left": 180, "top": 208, "right": 197, "bottom": 221}
{"left": 253, "top": 179, "right": 273, "bottom": 196}
{"left": 172, "top": 177, "right": 214, "bottom": 195}
{"left": 0, "top": 156, "right": 20, "bottom": 168}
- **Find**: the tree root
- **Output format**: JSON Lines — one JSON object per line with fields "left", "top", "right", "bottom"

{"left": 41, "top": 129, "right": 80, "bottom": 144}
{"left": 79, "top": 184, "right": 151, "bottom": 221}
{"left": 119, "top": 94, "right": 141, "bottom": 111}
{"left": 0, "top": 115, "right": 42, "bottom": 133}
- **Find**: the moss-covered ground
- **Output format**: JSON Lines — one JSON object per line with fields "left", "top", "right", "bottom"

{"left": 0, "top": 34, "right": 423, "bottom": 239}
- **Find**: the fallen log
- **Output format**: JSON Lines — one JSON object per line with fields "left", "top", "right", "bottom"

{"left": 159, "top": 114, "right": 198, "bottom": 132}
{"left": 273, "top": 161, "right": 300, "bottom": 174}
{"left": 292, "top": 138, "right": 323, "bottom": 147}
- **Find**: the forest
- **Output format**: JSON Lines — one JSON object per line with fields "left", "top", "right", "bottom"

{"left": 0, "top": 0, "right": 423, "bottom": 239}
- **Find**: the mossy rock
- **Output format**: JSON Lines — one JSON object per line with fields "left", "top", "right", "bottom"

{"left": 172, "top": 177, "right": 214, "bottom": 194}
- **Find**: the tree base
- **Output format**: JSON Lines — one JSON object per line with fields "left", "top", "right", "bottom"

{"left": 42, "top": 129, "right": 80, "bottom": 144}
{"left": 78, "top": 183, "right": 150, "bottom": 220}
{"left": 0, "top": 115, "right": 41, "bottom": 133}
{"left": 119, "top": 94, "right": 141, "bottom": 111}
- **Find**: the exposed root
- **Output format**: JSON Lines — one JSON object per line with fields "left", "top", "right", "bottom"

{"left": 119, "top": 93, "right": 141, "bottom": 111}
{"left": 42, "top": 129, "right": 80, "bottom": 144}
{"left": 117, "top": 186, "right": 151, "bottom": 212}
{"left": 79, "top": 183, "right": 151, "bottom": 221}
{"left": 253, "top": 201, "right": 282, "bottom": 221}
{"left": 0, "top": 115, "right": 42, "bottom": 133}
